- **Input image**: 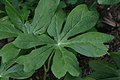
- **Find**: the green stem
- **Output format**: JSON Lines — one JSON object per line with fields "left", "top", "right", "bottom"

{"left": 44, "top": 65, "right": 47, "bottom": 80}
{"left": 46, "top": 50, "right": 55, "bottom": 72}
{"left": 90, "top": 1, "right": 97, "bottom": 9}
{"left": 43, "top": 50, "right": 55, "bottom": 80}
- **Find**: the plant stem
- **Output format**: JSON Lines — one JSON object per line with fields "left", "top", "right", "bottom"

{"left": 90, "top": 1, "right": 97, "bottom": 9}
{"left": 44, "top": 65, "right": 47, "bottom": 80}
{"left": 43, "top": 50, "right": 55, "bottom": 80}
{"left": 46, "top": 50, "right": 55, "bottom": 72}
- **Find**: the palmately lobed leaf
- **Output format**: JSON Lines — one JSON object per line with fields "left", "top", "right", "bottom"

{"left": 13, "top": 3, "right": 114, "bottom": 79}
{"left": 1, "top": 0, "right": 115, "bottom": 79}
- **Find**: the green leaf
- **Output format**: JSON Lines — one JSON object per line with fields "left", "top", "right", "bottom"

{"left": 58, "top": 1, "right": 67, "bottom": 9}
{"left": 3, "top": 65, "right": 23, "bottom": 75}
{"left": 12, "top": 3, "right": 113, "bottom": 79}
{"left": 0, "top": 43, "right": 20, "bottom": 63}
{"left": 0, "top": 32, "right": 17, "bottom": 40}
{"left": 68, "top": 32, "right": 114, "bottom": 43}
{"left": 64, "top": 32, "right": 114, "bottom": 57}
{"left": 98, "top": 77, "right": 120, "bottom": 80}
{"left": 110, "top": 52, "right": 120, "bottom": 69}
{"left": 16, "top": 46, "right": 53, "bottom": 72}
{"left": 51, "top": 48, "right": 80, "bottom": 79}
{"left": 20, "top": 6, "right": 30, "bottom": 21}
{"left": 0, "top": 0, "right": 3, "bottom": 3}
{"left": 88, "top": 27, "right": 97, "bottom": 32}
{"left": 82, "top": 77, "right": 95, "bottom": 80}
{"left": 97, "top": 0, "right": 120, "bottom": 5}
{"left": 47, "top": 10, "right": 66, "bottom": 41}
{"left": 89, "top": 60, "right": 118, "bottom": 80}
{"left": 13, "top": 34, "right": 54, "bottom": 49}
{"left": 64, "top": 74, "right": 95, "bottom": 80}
{"left": 4, "top": 0, "right": 24, "bottom": 30}
{"left": 67, "top": 0, "right": 77, "bottom": 4}
{"left": 9, "top": 0, "right": 19, "bottom": 9}
{"left": 67, "top": 42, "right": 108, "bottom": 57}
{"left": 31, "top": 0, "right": 60, "bottom": 34}
{"left": 4, "top": 65, "right": 33, "bottom": 79}
{"left": 0, "top": 77, "right": 9, "bottom": 80}
{"left": 61, "top": 4, "right": 99, "bottom": 40}
{"left": 22, "top": 21, "right": 32, "bottom": 34}
{"left": 64, "top": 74, "right": 81, "bottom": 80}
{"left": 8, "top": 71, "right": 33, "bottom": 79}
{"left": 0, "top": 10, "right": 5, "bottom": 14}
{"left": 0, "top": 20, "right": 20, "bottom": 34}
{"left": 0, "top": 63, "right": 33, "bottom": 79}
{"left": 0, "top": 17, "right": 21, "bottom": 39}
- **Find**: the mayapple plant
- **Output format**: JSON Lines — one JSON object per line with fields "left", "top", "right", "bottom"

{"left": 0, "top": 0, "right": 114, "bottom": 79}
